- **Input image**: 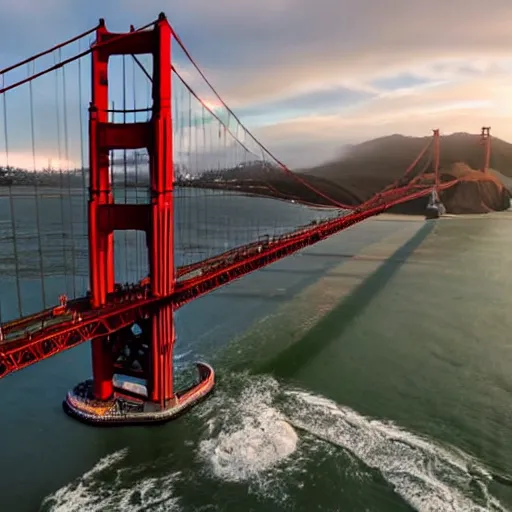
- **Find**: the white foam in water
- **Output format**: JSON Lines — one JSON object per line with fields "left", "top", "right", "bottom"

{"left": 42, "top": 376, "right": 507, "bottom": 511}
{"left": 283, "top": 389, "right": 507, "bottom": 512}
{"left": 198, "top": 377, "right": 299, "bottom": 484}
{"left": 41, "top": 449, "right": 181, "bottom": 512}
{"left": 200, "top": 408, "right": 298, "bottom": 482}
{"left": 199, "top": 375, "right": 506, "bottom": 511}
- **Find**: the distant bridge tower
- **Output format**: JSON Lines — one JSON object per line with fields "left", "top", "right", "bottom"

{"left": 425, "top": 129, "right": 446, "bottom": 219}
{"left": 480, "top": 127, "right": 491, "bottom": 173}
{"left": 64, "top": 13, "right": 214, "bottom": 425}
{"left": 433, "top": 129, "right": 440, "bottom": 195}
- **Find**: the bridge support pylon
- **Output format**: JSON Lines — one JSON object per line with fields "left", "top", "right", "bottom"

{"left": 425, "top": 129, "right": 446, "bottom": 219}
{"left": 63, "top": 13, "right": 214, "bottom": 426}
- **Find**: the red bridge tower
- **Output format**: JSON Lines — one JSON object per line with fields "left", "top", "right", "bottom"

{"left": 63, "top": 13, "right": 214, "bottom": 425}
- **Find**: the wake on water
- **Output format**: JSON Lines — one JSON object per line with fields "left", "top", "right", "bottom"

{"left": 40, "top": 449, "right": 181, "bottom": 512}
{"left": 41, "top": 374, "right": 507, "bottom": 512}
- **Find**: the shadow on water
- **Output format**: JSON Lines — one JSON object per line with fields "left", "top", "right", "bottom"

{"left": 255, "top": 221, "right": 435, "bottom": 379}
{"left": 299, "top": 252, "right": 356, "bottom": 259}
{"left": 215, "top": 290, "right": 287, "bottom": 301}
{"left": 255, "top": 261, "right": 434, "bottom": 282}
{"left": 260, "top": 267, "right": 335, "bottom": 276}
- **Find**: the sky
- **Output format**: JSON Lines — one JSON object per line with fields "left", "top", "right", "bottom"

{"left": 1, "top": 0, "right": 512, "bottom": 169}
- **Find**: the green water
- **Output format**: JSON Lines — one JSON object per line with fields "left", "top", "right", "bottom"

{"left": 1, "top": 210, "right": 512, "bottom": 511}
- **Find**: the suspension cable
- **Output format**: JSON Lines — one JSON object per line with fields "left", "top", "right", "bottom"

{"left": 359, "top": 142, "right": 434, "bottom": 209}
{"left": 171, "top": 67, "right": 258, "bottom": 160}
{"left": 417, "top": 150, "right": 433, "bottom": 178}
{"left": 0, "top": 26, "right": 99, "bottom": 76}
{"left": 378, "top": 137, "right": 433, "bottom": 197}
{"left": 0, "top": 19, "right": 158, "bottom": 96}
{"left": 396, "top": 139, "right": 432, "bottom": 184}
{"left": 170, "top": 30, "right": 355, "bottom": 210}
{"left": 131, "top": 55, "right": 152, "bottom": 82}
{"left": 138, "top": 44, "right": 355, "bottom": 217}
{"left": 172, "top": 39, "right": 355, "bottom": 210}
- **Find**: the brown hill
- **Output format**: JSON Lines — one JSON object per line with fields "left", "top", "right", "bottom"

{"left": 441, "top": 164, "right": 510, "bottom": 213}
{"left": 387, "top": 163, "right": 510, "bottom": 214}
{"left": 303, "top": 132, "right": 512, "bottom": 213}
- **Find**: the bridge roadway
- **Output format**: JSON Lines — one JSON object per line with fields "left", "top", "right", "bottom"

{"left": 0, "top": 182, "right": 457, "bottom": 379}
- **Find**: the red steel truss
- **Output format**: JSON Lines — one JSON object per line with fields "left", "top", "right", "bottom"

{"left": 0, "top": 181, "right": 458, "bottom": 380}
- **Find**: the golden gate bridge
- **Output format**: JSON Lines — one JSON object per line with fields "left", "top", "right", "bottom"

{"left": 0, "top": 13, "right": 492, "bottom": 425}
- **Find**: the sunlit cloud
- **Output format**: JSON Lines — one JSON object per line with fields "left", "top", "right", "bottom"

{"left": 1, "top": 0, "right": 512, "bottom": 168}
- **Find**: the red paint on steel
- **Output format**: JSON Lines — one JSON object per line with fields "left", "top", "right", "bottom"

{"left": 89, "top": 20, "right": 114, "bottom": 400}
{"left": 0, "top": 181, "right": 460, "bottom": 380}
{"left": 148, "top": 14, "right": 175, "bottom": 405}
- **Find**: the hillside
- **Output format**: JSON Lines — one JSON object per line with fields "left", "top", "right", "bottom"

{"left": 190, "top": 132, "right": 512, "bottom": 213}
{"left": 387, "top": 163, "right": 511, "bottom": 214}
{"left": 302, "top": 132, "right": 512, "bottom": 212}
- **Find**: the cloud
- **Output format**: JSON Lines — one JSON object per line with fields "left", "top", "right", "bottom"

{"left": 252, "top": 72, "right": 511, "bottom": 166}
{"left": 1, "top": 0, "right": 512, "bottom": 169}
{"left": 370, "top": 74, "right": 436, "bottom": 92}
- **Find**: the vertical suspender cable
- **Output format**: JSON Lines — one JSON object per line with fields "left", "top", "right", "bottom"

{"left": 188, "top": 89, "right": 193, "bottom": 264}
{"left": 188, "top": 90, "right": 194, "bottom": 262}
{"left": 28, "top": 62, "right": 47, "bottom": 309}
{"left": 192, "top": 99, "right": 198, "bottom": 257}
{"left": 109, "top": 103, "right": 116, "bottom": 283}
{"left": 172, "top": 73, "right": 178, "bottom": 272}
{"left": 62, "top": 59, "right": 77, "bottom": 298}
{"left": 122, "top": 55, "right": 129, "bottom": 282}
{"left": 181, "top": 83, "right": 187, "bottom": 266}
{"left": 2, "top": 86, "right": 22, "bottom": 317}
{"left": 216, "top": 122, "right": 222, "bottom": 256}
{"left": 182, "top": 84, "right": 187, "bottom": 263}
{"left": 132, "top": 57, "right": 141, "bottom": 281}
{"left": 194, "top": 98, "right": 199, "bottom": 183}
{"left": 109, "top": 103, "right": 115, "bottom": 186}
{"left": 222, "top": 124, "right": 232, "bottom": 248}
{"left": 77, "top": 41, "right": 87, "bottom": 293}
{"left": 54, "top": 50, "right": 70, "bottom": 297}
{"left": 202, "top": 104, "right": 209, "bottom": 259}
